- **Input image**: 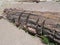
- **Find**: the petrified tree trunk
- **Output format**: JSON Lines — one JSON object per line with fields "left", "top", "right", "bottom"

{"left": 3, "top": 8, "right": 60, "bottom": 44}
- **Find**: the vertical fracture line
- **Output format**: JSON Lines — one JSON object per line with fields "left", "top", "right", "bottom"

{"left": 41, "top": 20, "right": 45, "bottom": 35}
{"left": 18, "top": 11, "right": 25, "bottom": 26}
{"left": 35, "top": 18, "right": 39, "bottom": 34}
{"left": 16, "top": 11, "right": 25, "bottom": 27}
{"left": 25, "top": 13, "right": 31, "bottom": 28}
{"left": 53, "top": 30, "right": 57, "bottom": 41}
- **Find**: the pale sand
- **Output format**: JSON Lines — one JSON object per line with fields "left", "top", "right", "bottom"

{"left": 0, "top": 2, "right": 60, "bottom": 15}
{"left": 0, "top": 19, "right": 45, "bottom": 45}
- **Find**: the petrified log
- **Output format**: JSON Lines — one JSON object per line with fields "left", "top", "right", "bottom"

{"left": 3, "top": 8, "right": 60, "bottom": 31}
{"left": 3, "top": 8, "right": 60, "bottom": 43}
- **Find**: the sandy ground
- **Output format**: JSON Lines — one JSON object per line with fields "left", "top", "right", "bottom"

{"left": 0, "top": 2, "right": 60, "bottom": 14}
{"left": 0, "top": 19, "right": 45, "bottom": 45}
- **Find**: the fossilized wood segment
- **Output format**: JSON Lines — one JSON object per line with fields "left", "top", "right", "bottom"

{"left": 3, "top": 8, "right": 60, "bottom": 43}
